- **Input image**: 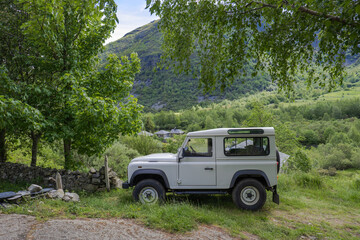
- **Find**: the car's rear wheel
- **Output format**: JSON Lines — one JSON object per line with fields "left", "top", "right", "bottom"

{"left": 133, "top": 179, "right": 165, "bottom": 204}
{"left": 232, "top": 178, "right": 266, "bottom": 211}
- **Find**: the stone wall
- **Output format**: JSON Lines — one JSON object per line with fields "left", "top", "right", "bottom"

{"left": 0, "top": 162, "right": 122, "bottom": 192}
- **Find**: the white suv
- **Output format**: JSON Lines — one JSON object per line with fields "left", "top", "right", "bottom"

{"left": 122, "top": 127, "right": 280, "bottom": 210}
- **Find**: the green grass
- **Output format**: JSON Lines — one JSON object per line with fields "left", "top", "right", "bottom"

{"left": 320, "top": 86, "right": 360, "bottom": 101}
{"left": 1, "top": 170, "right": 360, "bottom": 239}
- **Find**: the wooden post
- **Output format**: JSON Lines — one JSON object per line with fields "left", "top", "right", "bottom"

{"left": 56, "top": 172, "right": 63, "bottom": 190}
{"left": 104, "top": 155, "right": 110, "bottom": 192}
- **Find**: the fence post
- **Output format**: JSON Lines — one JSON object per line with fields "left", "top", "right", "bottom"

{"left": 56, "top": 172, "right": 63, "bottom": 190}
{"left": 105, "top": 155, "right": 110, "bottom": 191}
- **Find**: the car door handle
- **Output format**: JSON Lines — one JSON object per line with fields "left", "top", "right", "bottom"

{"left": 204, "top": 167, "right": 213, "bottom": 170}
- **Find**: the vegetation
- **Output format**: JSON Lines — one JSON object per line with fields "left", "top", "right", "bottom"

{"left": 1, "top": 170, "right": 359, "bottom": 239}
{"left": 147, "top": 0, "right": 360, "bottom": 92}
{"left": 0, "top": 0, "right": 142, "bottom": 169}
{"left": 1, "top": 2, "right": 360, "bottom": 238}
{"left": 102, "top": 20, "right": 273, "bottom": 111}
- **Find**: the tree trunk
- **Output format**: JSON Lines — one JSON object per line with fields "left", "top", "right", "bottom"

{"left": 63, "top": 138, "right": 72, "bottom": 170}
{"left": 30, "top": 131, "right": 41, "bottom": 167}
{"left": 0, "top": 128, "right": 6, "bottom": 163}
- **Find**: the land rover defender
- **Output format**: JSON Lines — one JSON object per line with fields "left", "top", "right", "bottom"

{"left": 122, "top": 127, "right": 280, "bottom": 210}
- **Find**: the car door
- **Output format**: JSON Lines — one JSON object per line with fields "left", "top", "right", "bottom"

{"left": 178, "top": 137, "right": 216, "bottom": 186}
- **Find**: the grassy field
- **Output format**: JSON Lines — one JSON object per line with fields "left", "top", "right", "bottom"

{"left": 1, "top": 170, "right": 360, "bottom": 239}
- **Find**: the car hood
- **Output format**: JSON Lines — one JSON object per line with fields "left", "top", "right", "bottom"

{"left": 130, "top": 153, "right": 177, "bottom": 162}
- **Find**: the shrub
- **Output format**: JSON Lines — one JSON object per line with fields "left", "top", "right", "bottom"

{"left": 121, "top": 135, "right": 163, "bottom": 156}
{"left": 323, "top": 149, "right": 352, "bottom": 170}
{"left": 162, "top": 134, "right": 186, "bottom": 153}
{"left": 318, "top": 167, "right": 337, "bottom": 176}
{"left": 351, "top": 149, "right": 360, "bottom": 169}
{"left": 84, "top": 141, "right": 140, "bottom": 179}
{"left": 314, "top": 143, "right": 360, "bottom": 170}
{"left": 301, "top": 130, "right": 320, "bottom": 146}
{"left": 288, "top": 149, "right": 312, "bottom": 172}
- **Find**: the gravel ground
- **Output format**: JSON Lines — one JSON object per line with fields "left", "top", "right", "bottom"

{"left": 0, "top": 214, "right": 239, "bottom": 240}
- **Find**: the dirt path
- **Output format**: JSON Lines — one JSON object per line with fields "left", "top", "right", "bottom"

{"left": 0, "top": 214, "right": 240, "bottom": 240}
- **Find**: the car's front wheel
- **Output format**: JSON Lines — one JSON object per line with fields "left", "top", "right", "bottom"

{"left": 133, "top": 179, "right": 165, "bottom": 204}
{"left": 232, "top": 178, "right": 266, "bottom": 211}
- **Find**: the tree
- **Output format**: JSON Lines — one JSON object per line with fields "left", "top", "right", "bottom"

{"left": 146, "top": 0, "right": 360, "bottom": 92}
{"left": 143, "top": 115, "right": 155, "bottom": 132}
{"left": 243, "top": 102, "right": 274, "bottom": 127}
{"left": 0, "top": 0, "right": 45, "bottom": 166}
{"left": 1, "top": 0, "right": 143, "bottom": 169}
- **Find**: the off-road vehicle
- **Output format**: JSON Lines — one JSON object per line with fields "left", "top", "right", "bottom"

{"left": 122, "top": 127, "right": 280, "bottom": 210}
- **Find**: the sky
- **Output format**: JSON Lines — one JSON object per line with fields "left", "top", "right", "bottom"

{"left": 105, "top": 0, "right": 159, "bottom": 44}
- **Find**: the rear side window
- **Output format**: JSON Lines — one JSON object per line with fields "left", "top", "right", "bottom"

{"left": 224, "top": 137, "right": 269, "bottom": 156}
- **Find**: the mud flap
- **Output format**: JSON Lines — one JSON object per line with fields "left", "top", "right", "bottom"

{"left": 272, "top": 186, "right": 280, "bottom": 205}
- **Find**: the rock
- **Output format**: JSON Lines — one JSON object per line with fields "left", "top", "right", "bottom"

{"left": 92, "top": 172, "right": 100, "bottom": 178}
{"left": 92, "top": 178, "right": 101, "bottom": 185}
{"left": 0, "top": 203, "right": 13, "bottom": 209}
{"left": 47, "top": 189, "right": 64, "bottom": 199}
{"left": 62, "top": 195, "right": 71, "bottom": 202}
{"left": 28, "top": 184, "right": 42, "bottom": 193}
{"left": 83, "top": 184, "right": 98, "bottom": 192}
{"left": 99, "top": 167, "right": 105, "bottom": 175}
{"left": 97, "top": 187, "right": 107, "bottom": 192}
{"left": 16, "top": 190, "right": 31, "bottom": 196}
{"left": 115, "top": 178, "right": 123, "bottom": 189}
{"left": 62, "top": 192, "right": 80, "bottom": 202}
{"left": 89, "top": 167, "right": 96, "bottom": 174}
{"left": 108, "top": 171, "right": 117, "bottom": 178}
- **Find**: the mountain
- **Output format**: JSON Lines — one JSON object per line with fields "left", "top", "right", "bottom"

{"left": 101, "top": 21, "right": 271, "bottom": 112}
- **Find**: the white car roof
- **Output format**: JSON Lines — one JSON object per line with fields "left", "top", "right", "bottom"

{"left": 187, "top": 127, "right": 275, "bottom": 137}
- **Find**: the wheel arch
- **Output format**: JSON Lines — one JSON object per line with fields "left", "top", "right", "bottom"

{"left": 230, "top": 170, "right": 270, "bottom": 189}
{"left": 130, "top": 169, "right": 170, "bottom": 189}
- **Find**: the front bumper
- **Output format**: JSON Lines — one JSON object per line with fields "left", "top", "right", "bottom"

{"left": 122, "top": 181, "right": 130, "bottom": 189}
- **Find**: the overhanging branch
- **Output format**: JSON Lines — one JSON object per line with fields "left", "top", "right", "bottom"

{"left": 246, "top": 1, "right": 359, "bottom": 27}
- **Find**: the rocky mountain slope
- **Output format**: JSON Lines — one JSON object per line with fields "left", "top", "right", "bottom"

{"left": 102, "top": 21, "right": 271, "bottom": 111}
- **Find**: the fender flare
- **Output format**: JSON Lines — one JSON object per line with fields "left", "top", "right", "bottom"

{"left": 129, "top": 169, "right": 170, "bottom": 188}
{"left": 230, "top": 170, "right": 271, "bottom": 188}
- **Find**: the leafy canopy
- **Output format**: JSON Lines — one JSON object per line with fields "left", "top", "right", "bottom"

{"left": 0, "top": 0, "right": 143, "bottom": 168}
{"left": 146, "top": 0, "right": 360, "bottom": 92}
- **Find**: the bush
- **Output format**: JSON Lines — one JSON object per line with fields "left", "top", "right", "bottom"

{"left": 288, "top": 149, "right": 312, "bottom": 172}
{"left": 322, "top": 148, "right": 352, "bottom": 170}
{"left": 301, "top": 130, "right": 320, "bottom": 146}
{"left": 318, "top": 167, "right": 337, "bottom": 176}
{"left": 312, "top": 143, "right": 360, "bottom": 170}
{"left": 162, "top": 134, "right": 186, "bottom": 153}
{"left": 84, "top": 141, "right": 140, "bottom": 179}
{"left": 121, "top": 135, "right": 163, "bottom": 156}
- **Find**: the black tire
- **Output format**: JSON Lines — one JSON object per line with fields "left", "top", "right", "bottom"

{"left": 133, "top": 179, "right": 165, "bottom": 204}
{"left": 232, "top": 178, "right": 266, "bottom": 211}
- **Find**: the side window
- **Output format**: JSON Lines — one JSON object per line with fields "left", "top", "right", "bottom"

{"left": 224, "top": 137, "right": 269, "bottom": 156}
{"left": 184, "top": 138, "right": 212, "bottom": 157}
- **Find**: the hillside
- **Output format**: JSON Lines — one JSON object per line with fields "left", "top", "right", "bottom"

{"left": 103, "top": 21, "right": 360, "bottom": 112}
{"left": 102, "top": 21, "right": 271, "bottom": 111}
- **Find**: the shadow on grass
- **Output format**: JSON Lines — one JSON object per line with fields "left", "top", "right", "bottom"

{"left": 165, "top": 194, "right": 236, "bottom": 210}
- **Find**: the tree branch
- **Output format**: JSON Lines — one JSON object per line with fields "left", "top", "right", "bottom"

{"left": 242, "top": 1, "right": 359, "bottom": 27}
